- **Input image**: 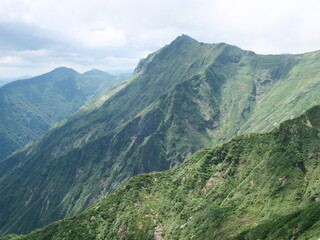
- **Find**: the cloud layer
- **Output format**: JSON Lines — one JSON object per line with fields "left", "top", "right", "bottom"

{"left": 1, "top": 0, "right": 320, "bottom": 77}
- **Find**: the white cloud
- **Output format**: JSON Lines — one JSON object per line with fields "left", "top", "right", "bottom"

{"left": 77, "top": 27, "right": 127, "bottom": 48}
{"left": 0, "top": 56, "right": 26, "bottom": 65}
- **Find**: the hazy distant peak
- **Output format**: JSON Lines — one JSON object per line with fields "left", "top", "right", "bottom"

{"left": 51, "top": 67, "right": 78, "bottom": 74}
{"left": 83, "top": 69, "right": 113, "bottom": 77}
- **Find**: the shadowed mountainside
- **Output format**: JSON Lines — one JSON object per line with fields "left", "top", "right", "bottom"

{"left": 3, "top": 105, "right": 320, "bottom": 240}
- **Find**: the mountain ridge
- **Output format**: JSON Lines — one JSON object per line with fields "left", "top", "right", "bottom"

{"left": 1, "top": 35, "right": 320, "bottom": 235}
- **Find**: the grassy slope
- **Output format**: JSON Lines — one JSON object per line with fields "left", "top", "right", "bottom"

{"left": 0, "top": 67, "right": 125, "bottom": 160}
{"left": 2, "top": 35, "right": 320, "bottom": 236}
{"left": 240, "top": 51, "right": 320, "bottom": 134}
{"left": 4, "top": 105, "right": 320, "bottom": 240}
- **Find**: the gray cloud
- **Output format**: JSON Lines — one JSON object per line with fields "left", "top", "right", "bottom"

{"left": 0, "top": 22, "right": 59, "bottom": 51}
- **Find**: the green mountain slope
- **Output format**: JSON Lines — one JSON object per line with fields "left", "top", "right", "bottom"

{"left": 0, "top": 67, "right": 125, "bottom": 160}
{"left": 3, "top": 105, "right": 320, "bottom": 240}
{"left": 1, "top": 35, "right": 320, "bottom": 236}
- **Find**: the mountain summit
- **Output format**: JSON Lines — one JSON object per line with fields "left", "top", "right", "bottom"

{"left": 171, "top": 34, "right": 199, "bottom": 44}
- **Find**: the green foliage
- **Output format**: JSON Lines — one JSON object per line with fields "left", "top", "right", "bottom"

{"left": 235, "top": 203, "right": 320, "bottom": 240}
{"left": 3, "top": 106, "right": 320, "bottom": 239}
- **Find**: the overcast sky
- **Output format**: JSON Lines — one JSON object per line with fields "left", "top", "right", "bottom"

{"left": 1, "top": 0, "right": 320, "bottom": 78}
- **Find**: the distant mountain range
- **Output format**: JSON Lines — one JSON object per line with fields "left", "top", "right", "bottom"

{"left": 0, "top": 67, "right": 127, "bottom": 160}
{"left": 0, "top": 76, "right": 34, "bottom": 87}
{"left": 0, "top": 35, "right": 320, "bottom": 238}
{"left": 0, "top": 80, "right": 16, "bottom": 88}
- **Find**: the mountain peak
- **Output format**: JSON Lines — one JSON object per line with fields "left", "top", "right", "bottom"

{"left": 171, "top": 34, "right": 198, "bottom": 45}
{"left": 83, "top": 69, "right": 113, "bottom": 77}
{"left": 51, "top": 67, "right": 78, "bottom": 74}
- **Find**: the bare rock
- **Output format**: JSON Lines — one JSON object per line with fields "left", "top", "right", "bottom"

{"left": 118, "top": 223, "right": 127, "bottom": 240}
{"left": 214, "top": 171, "right": 222, "bottom": 178}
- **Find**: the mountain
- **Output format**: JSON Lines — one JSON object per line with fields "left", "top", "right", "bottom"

{"left": 3, "top": 105, "right": 320, "bottom": 240}
{"left": 0, "top": 76, "right": 33, "bottom": 87}
{"left": 2, "top": 35, "right": 320, "bottom": 236}
{"left": 0, "top": 80, "right": 13, "bottom": 87}
{"left": 0, "top": 67, "right": 126, "bottom": 160}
